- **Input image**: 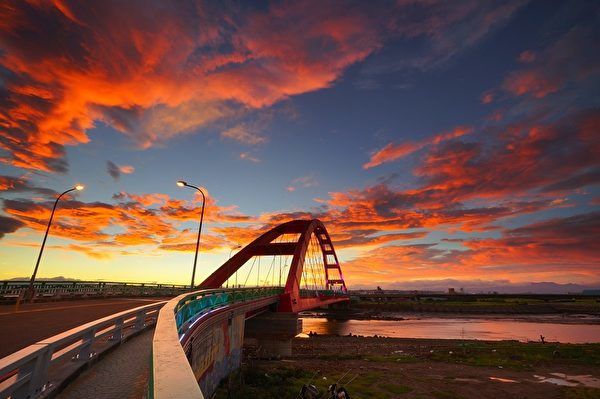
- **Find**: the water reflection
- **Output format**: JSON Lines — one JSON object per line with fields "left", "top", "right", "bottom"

{"left": 301, "top": 317, "right": 600, "bottom": 344}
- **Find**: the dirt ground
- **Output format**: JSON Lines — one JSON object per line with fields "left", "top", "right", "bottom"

{"left": 230, "top": 336, "right": 600, "bottom": 399}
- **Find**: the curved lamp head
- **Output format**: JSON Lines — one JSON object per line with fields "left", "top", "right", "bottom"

{"left": 75, "top": 184, "right": 85, "bottom": 191}
{"left": 176, "top": 180, "right": 187, "bottom": 187}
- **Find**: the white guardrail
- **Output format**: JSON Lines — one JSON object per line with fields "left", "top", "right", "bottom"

{"left": 0, "top": 281, "right": 188, "bottom": 302}
{"left": 0, "top": 301, "right": 165, "bottom": 399}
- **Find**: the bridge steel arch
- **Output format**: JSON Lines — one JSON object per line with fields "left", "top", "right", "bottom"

{"left": 199, "top": 219, "right": 348, "bottom": 312}
{"left": 151, "top": 220, "right": 348, "bottom": 398}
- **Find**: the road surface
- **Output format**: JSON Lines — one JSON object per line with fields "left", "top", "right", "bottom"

{"left": 0, "top": 298, "right": 168, "bottom": 358}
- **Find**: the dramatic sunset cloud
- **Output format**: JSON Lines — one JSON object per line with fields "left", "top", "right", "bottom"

{"left": 0, "top": 0, "right": 384, "bottom": 172}
{"left": 0, "top": 1, "right": 597, "bottom": 290}
{"left": 335, "top": 110, "right": 598, "bottom": 230}
{"left": 2, "top": 189, "right": 251, "bottom": 257}
{"left": 342, "top": 212, "right": 600, "bottom": 286}
{"left": 364, "top": 126, "right": 472, "bottom": 169}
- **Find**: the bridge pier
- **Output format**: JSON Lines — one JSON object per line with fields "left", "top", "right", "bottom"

{"left": 244, "top": 312, "right": 302, "bottom": 358}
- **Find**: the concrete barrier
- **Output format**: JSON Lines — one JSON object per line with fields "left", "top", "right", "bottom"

{"left": 150, "top": 287, "right": 282, "bottom": 399}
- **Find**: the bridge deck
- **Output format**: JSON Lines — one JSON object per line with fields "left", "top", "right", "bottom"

{"left": 0, "top": 298, "right": 166, "bottom": 358}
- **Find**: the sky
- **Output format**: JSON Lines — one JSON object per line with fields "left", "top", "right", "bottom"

{"left": 0, "top": 0, "right": 598, "bottom": 292}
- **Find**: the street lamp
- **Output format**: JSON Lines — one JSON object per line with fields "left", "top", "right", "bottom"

{"left": 27, "top": 184, "right": 85, "bottom": 301}
{"left": 176, "top": 180, "right": 206, "bottom": 290}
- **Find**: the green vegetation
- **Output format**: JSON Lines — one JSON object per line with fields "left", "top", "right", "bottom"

{"left": 426, "top": 341, "right": 600, "bottom": 371}
{"left": 214, "top": 367, "right": 307, "bottom": 398}
{"left": 382, "top": 383, "right": 413, "bottom": 394}
{"left": 353, "top": 296, "right": 600, "bottom": 314}
{"left": 215, "top": 368, "right": 418, "bottom": 399}
{"left": 431, "top": 391, "right": 466, "bottom": 399}
{"left": 214, "top": 340, "right": 600, "bottom": 398}
{"left": 342, "top": 340, "right": 600, "bottom": 371}
{"left": 564, "top": 387, "right": 600, "bottom": 399}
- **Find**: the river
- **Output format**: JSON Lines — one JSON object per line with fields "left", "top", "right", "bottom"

{"left": 301, "top": 316, "right": 600, "bottom": 343}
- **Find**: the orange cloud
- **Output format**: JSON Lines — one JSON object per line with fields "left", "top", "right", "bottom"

{"left": 113, "top": 192, "right": 170, "bottom": 207}
{"left": 1, "top": 188, "right": 252, "bottom": 257}
{"left": 118, "top": 105, "right": 595, "bottom": 267}
{"left": 0, "top": 0, "right": 383, "bottom": 172}
{"left": 66, "top": 244, "right": 112, "bottom": 260}
{"left": 363, "top": 126, "right": 472, "bottom": 169}
{"left": 325, "top": 109, "right": 599, "bottom": 239}
{"left": 342, "top": 212, "right": 600, "bottom": 286}
{"left": 0, "top": 1, "right": 527, "bottom": 173}
{"left": 119, "top": 165, "right": 134, "bottom": 174}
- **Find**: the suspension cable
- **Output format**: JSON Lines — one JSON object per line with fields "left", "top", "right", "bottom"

{"left": 243, "top": 256, "right": 258, "bottom": 287}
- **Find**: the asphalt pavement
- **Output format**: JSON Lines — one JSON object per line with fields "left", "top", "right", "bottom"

{"left": 0, "top": 297, "right": 168, "bottom": 358}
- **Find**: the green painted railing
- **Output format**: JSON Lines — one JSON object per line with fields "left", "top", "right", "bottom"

{"left": 174, "top": 287, "right": 283, "bottom": 334}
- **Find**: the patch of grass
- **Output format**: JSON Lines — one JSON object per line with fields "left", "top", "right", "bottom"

{"left": 214, "top": 367, "right": 311, "bottom": 399}
{"left": 316, "top": 353, "right": 362, "bottom": 361}
{"left": 431, "top": 391, "right": 466, "bottom": 399}
{"left": 364, "top": 354, "right": 418, "bottom": 363}
{"left": 428, "top": 341, "right": 600, "bottom": 370}
{"left": 215, "top": 367, "right": 418, "bottom": 399}
{"left": 354, "top": 297, "right": 600, "bottom": 314}
{"left": 564, "top": 387, "right": 600, "bottom": 399}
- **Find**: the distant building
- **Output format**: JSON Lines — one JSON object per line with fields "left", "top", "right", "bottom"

{"left": 448, "top": 288, "right": 456, "bottom": 294}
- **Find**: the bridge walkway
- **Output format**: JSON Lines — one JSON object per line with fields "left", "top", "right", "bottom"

{"left": 56, "top": 328, "right": 153, "bottom": 399}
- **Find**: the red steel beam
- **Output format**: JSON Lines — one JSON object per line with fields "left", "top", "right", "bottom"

{"left": 198, "top": 219, "right": 349, "bottom": 314}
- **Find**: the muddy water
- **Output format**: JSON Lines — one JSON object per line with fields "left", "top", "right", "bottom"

{"left": 301, "top": 316, "right": 600, "bottom": 343}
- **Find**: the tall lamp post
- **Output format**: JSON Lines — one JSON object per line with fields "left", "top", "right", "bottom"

{"left": 27, "top": 184, "right": 85, "bottom": 301}
{"left": 177, "top": 180, "right": 206, "bottom": 290}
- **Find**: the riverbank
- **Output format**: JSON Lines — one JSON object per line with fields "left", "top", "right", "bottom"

{"left": 301, "top": 309, "right": 600, "bottom": 324}
{"left": 345, "top": 297, "right": 600, "bottom": 316}
{"left": 215, "top": 336, "right": 600, "bottom": 398}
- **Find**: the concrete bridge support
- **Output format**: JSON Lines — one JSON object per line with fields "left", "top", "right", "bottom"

{"left": 244, "top": 312, "right": 302, "bottom": 358}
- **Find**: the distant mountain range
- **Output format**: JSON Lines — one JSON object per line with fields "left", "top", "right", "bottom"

{"left": 7, "top": 276, "right": 81, "bottom": 281}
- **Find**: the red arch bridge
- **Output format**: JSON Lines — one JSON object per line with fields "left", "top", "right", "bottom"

{"left": 0, "top": 219, "right": 349, "bottom": 399}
